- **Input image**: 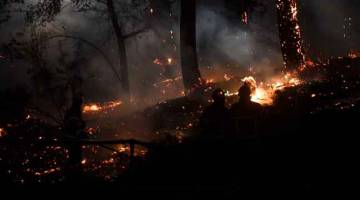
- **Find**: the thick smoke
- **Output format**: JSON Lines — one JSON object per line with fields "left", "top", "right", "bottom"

{"left": 0, "top": 0, "right": 359, "bottom": 141}
{"left": 300, "top": 0, "right": 360, "bottom": 59}
{"left": 197, "top": 0, "right": 283, "bottom": 81}
{"left": 1, "top": 0, "right": 360, "bottom": 102}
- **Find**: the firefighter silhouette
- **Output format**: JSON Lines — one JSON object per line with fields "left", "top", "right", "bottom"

{"left": 200, "top": 88, "right": 230, "bottom": 136}
{"left": 229, "top": 83, "right": 262, "bottom": 136}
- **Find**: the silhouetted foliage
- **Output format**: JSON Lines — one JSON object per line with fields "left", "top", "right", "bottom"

{"left": 0, "top": 0, "right": 25, "bottom": 24}
{"left": 70, "top": 0, "right": 150, "bottom": 96}
{"left": 26, "top": 0, "right": 63, "bottom": 24}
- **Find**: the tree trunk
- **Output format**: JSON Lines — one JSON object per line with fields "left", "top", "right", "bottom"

{"left": 106, "top": 0, "right": 130, "bottom": 96}
{"left": 180, "top": 0, "right": 202, "bottom": 94}
{"left": 276, "top": 0, "right": 305, "bottom": 71}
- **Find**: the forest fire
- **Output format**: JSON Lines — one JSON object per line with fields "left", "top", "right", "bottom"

{"left": 83, "top": 100, "right": 123, "bottom": 113}
{"left": 1, "top": 0, "right": 360, "bottom": 189}
{"left": 226, "top": 73, "right": 302, "bottom": 105}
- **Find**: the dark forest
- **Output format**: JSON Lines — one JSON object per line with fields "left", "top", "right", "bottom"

{"left": 0, "top": 0, "right": 359, "bottom": 196}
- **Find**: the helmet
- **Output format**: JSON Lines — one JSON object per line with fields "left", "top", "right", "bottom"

{"left": 238, "top": 83, "right": 252, "bottom": 99}
{"left": 211, "top": 88, "right": 226, "bottom": 102}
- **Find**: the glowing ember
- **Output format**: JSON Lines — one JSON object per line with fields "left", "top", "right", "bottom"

{"left": 167, "top": 58, "right": 173, "bottom": 64}
{"left": 114, "top": 144, "right": 148, "bottom": 157}
{"left": 34, "top": 168, "right": 61, "bottom": 176}
{"left": 305, "top": 59, "right": 316, "bottom": 67}
{"left": 102, "top": 158, "right": 114, "bottom": 164}
{"left": 348, "top": 50, "right": 360, "bottom": 59}
{"left": 85, "top": 127, "right": 98, "bottom": 136}
{"left": 81, "top": 159, "right": 87, "bottom": 165}
{"left": 175, "top": 131, "right": 185, "bottom": 143}
{"left": 117, "top": 144, "right": 129, "bottom": 153}
{"left": 205, "top": 79, "right": 215, "bottom": 84}
{"left": 153, "top": 76, "right": 182, "bottom": 88}
{"left": 0, "top": 128, "right": 6, "bottom": 137}
{"left": 153, "top": 58, "right": 162, "bottom": 65}
{"left": 83, "top": 104, "right": 101, "bottom": 112}
{"left": 83, "top": 100, "right": 123, "bottom": 113}
{"left": 153, "top": 57, "right": 174, "bottom": 66}
{"left": 242, "top": 11, "right": 248, "bottom": 24}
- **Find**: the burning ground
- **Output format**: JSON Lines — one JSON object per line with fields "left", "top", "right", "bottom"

{"left": 0, "top": 0, "right": 360, "bottom": 190}
{"left": 2, "top": 53, "right": 359, "bottom": 184}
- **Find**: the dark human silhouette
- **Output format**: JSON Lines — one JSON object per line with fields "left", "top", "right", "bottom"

{"left": 63, "top": 95, "right": 86, "bottom": 178}
{"left": 229, "top": 83, "right": 262, "bottom": 136}
{"left": 200, "top": 89, "right": 230, "bottom": 136}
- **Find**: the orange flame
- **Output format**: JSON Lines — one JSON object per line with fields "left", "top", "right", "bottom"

{"left": 83, "top": 100, "right": 123, "bottom": 113}
{"left": 0, "top": 128, "right": 6, "bottom": 138}
{"left": 348, "top": 50, "right": 360, "bottom": 59}
{"left": 226, "top": 73, "right": 302, "bottom": 105}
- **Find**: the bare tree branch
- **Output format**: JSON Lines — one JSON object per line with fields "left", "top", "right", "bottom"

{"left": 45, "top": 34, "right": 122, "bottom": 84}
{"left": 123, "top": 26, "right": 150, "bottom": 40}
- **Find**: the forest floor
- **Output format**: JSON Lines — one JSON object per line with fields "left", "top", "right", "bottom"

{"left": 1, "top": 57, "right": 360, "bottom": 195}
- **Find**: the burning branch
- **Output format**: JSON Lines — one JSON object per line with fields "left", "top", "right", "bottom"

{"left": 276, "top": 0, "right": 306, "bottom": 71}
{"left": 44, "top": 35, "right": 122, "bottom": 84}
{"left": 83, "top": 100, "right": 123, "bottom": 114}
